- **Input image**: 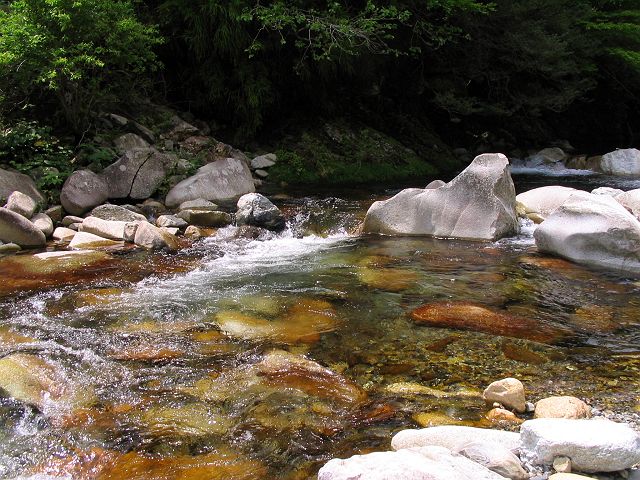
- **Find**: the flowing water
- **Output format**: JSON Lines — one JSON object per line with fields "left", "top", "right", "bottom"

{"left": 0, "top": 173, "right": 639, "bottom": 479}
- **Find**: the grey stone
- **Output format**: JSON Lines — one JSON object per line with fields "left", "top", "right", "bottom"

{"left": 52, "top": 227, "right": 76, "bottom": 241}
{"left": 5, "top": 191, "right": 37, "bottom": 218}
{"left": 133, "top": 221, "right": 179, "bottom": 250}
{"left": 254, "top": 169, "right": 269, "bottom": 178}
{"left": 68, "top": 223, "right": 81, "bottom": 231}
{"left": 534, "top": 193, "right": 640, "bottom": 274}
{"left": 363, "top": 154, "right": 518, "bottom": 240}
{"left": 0, "top": 243, "right": 21, "bottom": 254}
{"left": 62, "top": 215, "right": 84, "bottom": 227}
{"left": 160, "top": 226, "right": 179, "bottom": 236}
{"left": 107, "top": 113, "right": 128, "bottom": 126}
{"left": 31, "top": 213, "right": 54, "bottom": 237}
{"left": 601, "top": 148, "right": 640, "bottom": 175}
{"left": 318, "top": 446, "right": 505, "bottom": 480}
{"left": 165, "top": 157, "right": 255, "bottom": 208}
{"left": 156, "top": 215, "right": 187, "bottom": 228}
{"left": 80, "top": 217, "right": 127, "bottom": 240}
{"left": 615, "top": 188, "right": 640, "bottom": 220}
{"left": 425, "top": 180, "right": 446, "bottom": 189}
{"left": 526, "top": 147, "right": 567, "bottom": 166}
{"left": 44, "top": 205, "right": 63, "bottom": 223}
{"left": 163, "top": 115, "right": 199, "bottom": 141}
{"left": 0, "top": 208, "right": 46, "bottom": 247}
{"left": 113, "top": 133, "right": 150, "bottom": 154}
{"left": 236, "top": 193, "right": 285, "bottom": 231}
{"left": 391, "top": 426, "right": 520, "bottom": 453}
{"left": 101, "top": 148, "right": 172, "bottom": 199}
{"left": 131, "top": 121, "right": 155, "bottom": 144}
{"left": 178, "top": 199, "right": 219, "bottom": 211}
{"left": 0, "top": 168, "right": 44, "bottom": 205}
{"left": 455, "top": 441, "right": 528, "bottom": 479}
{"left": 520, "top": 418, "right": 640, "bottom": 473}
{"left": 60, "top": 170, "right": 109, "bottom": 216}
{"left": 250, "top": 153, "right": 276, "bottom": 170}
{"left": 177, "top": 209, "right": 231, "bottom": 227}
{"left": 90, "top": 204, "right": 146, "bottom": 222}
{"left": 591, "top": 186, "right": 624, "bottom": 197}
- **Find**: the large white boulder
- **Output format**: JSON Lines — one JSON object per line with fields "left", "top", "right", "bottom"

{"left": 0, "top": 208, "right": 46, "bottom": 247}
{"left": 534, "top": 193, "right": 640, "bottom": 274}
{"left": 615, "top": 188, "right": 640, "bottom": 220}
{"left": 363, "top": 154, "right": 518, "bottom": 240}
{"left": 318, "top": 446, "right": 505, "bottom": 480}
{"left": 165, "top": 157, "right": 255, "bottom": 208}
{"left": 601, "top": 148, "right": 640, "bottom": 175}
{"left": 60, "top": 170, "right": 109, "bottom": 216}
{"left": 516, "top": 186, "right": 591, "bottom": 221}
{"left": 391, "top": 426, "right": 520, "bottom": 453}
{"left": 520, "top": 418, "right": 640, "bottom": 472}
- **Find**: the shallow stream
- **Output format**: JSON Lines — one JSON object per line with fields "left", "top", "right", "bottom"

{"left": 0, "top": 172, "right": 639, "bottom": 479}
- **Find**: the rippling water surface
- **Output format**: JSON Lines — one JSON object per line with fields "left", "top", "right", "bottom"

{"left": 0, "top": 176, "right": 639, "bottom": 479}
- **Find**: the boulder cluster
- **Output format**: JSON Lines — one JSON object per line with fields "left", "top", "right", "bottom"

{"left": 319, "top": 376, "right": 640, "bottom": 480}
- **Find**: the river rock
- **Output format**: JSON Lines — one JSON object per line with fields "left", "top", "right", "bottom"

{"left": 80, "top": 217, "right": 127, "bottom": 240}
{"left": 454, "top": 441, "right": 528, "bottom": 479}
{"left": 256, "top": 349, "right": 367, "bottom": 405}
{"left": 615, "top": 188, "right": 640, "bottom": 220}
{"left": 391, "top": 426, "right": 520, "bottom": 452}
{"left": 425, "top": 179, "right": 446, "bottom": 189}
{"left": 363, "top": 153, "right": 518, "bottom": 240}
{"left": 0, "top": 353, "right": 95, "bottom": 414}
{"left": 0, "top": 242, "right": 20, "bottom": 253}
{"left": 236, "top": 193, "right": 286, "bottom": 231}
{"left": 69, "top": 232, "right": 120, "bottom": 249}
{"left": 526, "top": 147, "right": 567, "bottom": 166}
{"left": 534, "top": 396, "right": 591, "bottom": 419}
{"left": 410, "top": 301, "right": 566, "bottom": 343}
{"left": 520, "top": 418, "right": 640, "bottom": 472}
{"left": 52, "top": 227, "right": 76, "bottom": 241}
{"left": 600, "top": 148, "right": 640, "bottom": 175}
{"left": 44, "top": 205, "right": 63, "bottom": 223}
{"left": 90, "top": 204, "right": 146, "bottom": 222}
{"left": 133, "top": 221, "right": 179, "bottom": 250}
{"left": 534, "top": 193, "right": 640, "bottom": 274}
{"left": 113, "top": 133, "right": 149, "bottom": 154}
{"left": 5, "top": 191, "right": 38, "bottom": 218}
{"left": 165, "top": 157, "right": 255, "bottom": 208}
{"left": 516, "top": 186, "right": 591, "bottom": 222}
{"left": 31, "top": 213, "right": 54, "bottom": 237}
{"left": 250, "top": 153, "right": 276, "bottom": 169}
{"left": 591, "top": 186, "right": 624, "bottom": 197}
{"left": 156, "top": 214, "right": 187, "bottom": 228}
{"left": 483, "top": 378, "right": 526, "bottom": 413}
{"left": 0, "top": 207, "right": 46, "bottom": 247}
{"left": 318, "top": 446, "right": 505, "bottom": 480}
{"left": 62, "top": 215, "right": 84, "bottom": 227}
{"left": 164, "top": 114, "right": 199, "bottom": 141}
{"left": 178, "top": 198, "right": 219, "bottom": 211}
{"left": 101, "top": 148, "right": 173, "bottom": 199}
{"left": 177, "top": 209, "right": 231, "bottom": 227}
{"left": 485, "top": 408, "right": 524, "bottom": 426}
{"left": 0, "top": 168, "right": 44, "bottom": 204}
{"left": 60, "top": 170, "right": 109, "bottom": 215}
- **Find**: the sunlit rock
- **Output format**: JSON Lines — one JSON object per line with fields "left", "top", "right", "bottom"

{"left": 615, "top": 188, "right": 640, "bottom": 220}
{"left": 134, "top": 221, "right": 179, "bottom": 250}
{"left": 60, "top": 170, "right": 109, "bottom": 215}
{"left": 5, "top": 191, "right": 38, "bottom": 218}
{"left": 600, "top": 147, "right": 640, "bottom": 175}
{"left": 483, "top": 377, "right": 526, "bottom": 413}
{"left": 455, "top": 441, "right": 528, "bottom": 480}
{"left": 236, "top": 193, "right": 286, "bottom": 231}
{"left": 534, "top": 396, "right": 591, "bottom": 419}
{"left": 0, "top": 167, "right": 44, "bottom": 205}
{"left": 31, "top": 213, "right": 54, "bottom": 237}
{"left": 363, "top": 153, "right": 518, "bottom": 240}
{"left": 391, "top": 425, "right": 520, "bottom": 452}
{"left": 0, "top": 353, "right": 96, "bottom": 414}
{"left": 410, "top": 301, "right": 567, "bottom": 343}
{"left": 80, "top": 216, "right": 128, "bottom": 240}
{"left": 516, "top": 186, "right": 590, "bottom": 223}
{"left": 90, "top": 204, "right": 147, "bottom": 222}
{"left": 69, "top": 231, "right": 121, "bottom": 249}
{"left": 0, "top": 207, "right": 46, "bottom": 247}
{"left": 485, "top": 408, "right": 524, "bottom": 427}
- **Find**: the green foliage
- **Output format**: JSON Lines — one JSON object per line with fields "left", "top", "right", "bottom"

{"left": 0, "top": 0, "right": 162, "bottom": 134}
{"left": 0, "top": 120, "right": 74, "bottom": 196}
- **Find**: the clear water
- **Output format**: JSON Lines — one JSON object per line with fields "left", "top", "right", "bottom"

{"left": 0, "top": 180, "right": 639, "bottom": 479}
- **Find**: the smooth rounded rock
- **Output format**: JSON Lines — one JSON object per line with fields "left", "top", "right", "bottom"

{"left": 520, "top": 418, "right": 640, "bottom": 472}
{"left": 455, "top": 441, "right": 528, "bottom": 479}
{"left": 5, "top": 191, "right": 38, "bottom": 218}
{"left": 31, "top": 213, "right": 54, "bottom": 237}
{"left": 90, "top": 204, "right": 146, "bottom": 223}
{"left": 601, "top": 148, "right": 640, "bottom": 175}
{"left": 391, "top": 426, "right": 520, "bottom": 453}
{"left": 0, "top": 207, "right": 46, "bottom": 247}
{"left": 516, "top": 186, "right": 590, "bottom": 222}
{"left": 60, "top": 170, "right": 109, "bottom": 216}
{"left": 101, "top": 148, "right": 173, "bottom": 200}
{"left": 319, "top": 446, "right": 506, "bottom": 480}
{"left": 52, "top": 227, "right": 76, "bottom": 241}
{"left": 133, "top": 221, "right": 179, "bottom": 251}
{"left": 483, "top": 378, "right": 526, "bottom": 413}
{"left": 615, "top": 188, "right": 640, "bottom": 220}
{"left": 363, "top": 153, "right": 518, "bottom": 240}
{"left": 534, "top": 396, "right": 591, "bottom": 419}
{"left": 156, "top": 214, "right": 187, "bottom": 228}
{"left": 80, "top": 217, "right": 128, "bottom": 240}
{"left": 69, "top": 232, "right": 120, "bottom": 249}
{"left": 236, "top": 193, "right": 285, "bottom": 231}
{"left": 0, "top": 168, "right": 44, "bottom": 204}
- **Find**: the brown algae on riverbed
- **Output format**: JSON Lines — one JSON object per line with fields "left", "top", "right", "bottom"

{"left": 0, "top": 200, "right": 639, "bottom": 478}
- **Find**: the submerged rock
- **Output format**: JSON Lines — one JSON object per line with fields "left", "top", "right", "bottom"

{"left": 410, "top": 301, "right": 567, "bottom": 343}
{"left": 520, "top": 418, "right": 640, "bottom": 472}
{"left": 363, "top": 153, "right": 518, "bottom": 240}
{"left": 534, "top": 193, "right": 640, "bottom": 274}
{"left": 0, "top": 353, "right": 95, "bottom": 414}
{"left": 139, "top": 403, "right": 231, "bottom": 438}
{"left": 318, "top": 446, "right": 505, "bottom": 480}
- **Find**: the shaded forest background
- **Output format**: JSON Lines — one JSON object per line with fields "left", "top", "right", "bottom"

{"left": 0, "top": 0, "right": 639, "bottom": 188}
